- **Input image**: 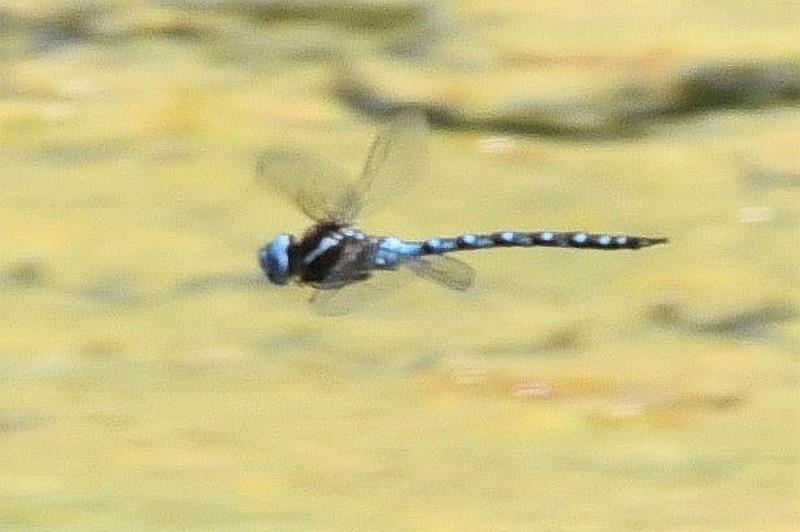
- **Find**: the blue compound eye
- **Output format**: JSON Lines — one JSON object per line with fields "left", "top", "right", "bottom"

{"left": 260, "top": 234, "right": 294, "bottom": 285}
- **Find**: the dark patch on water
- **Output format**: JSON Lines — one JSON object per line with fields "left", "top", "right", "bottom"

{"left": 172, "top": 272, "right": 270, "bottom": 295}
{"left": 476, "top": 324, "right": 586, "bottom": 356}
{"left": 335, "top": 60, "right": 800, "bottom": 138}
{"left": 0, "top": 259, "right": 48, "bottom": 289}
{"left": 646, "top": 299, "right": 799, "bottom": 339}
{"left": 0, "top": 411, "right": 43, "bottom": 435}
{"left": 75, "top": 275, "right": 144, "bottom": 308}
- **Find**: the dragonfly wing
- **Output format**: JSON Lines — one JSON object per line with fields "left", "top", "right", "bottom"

{"left": 404, "top": 254, "right": 475, "bottom": 291}
{"left": 257, "top": 110, "right": 427, "bottom": 223}
{"left": 349, "top": 109, "right": 429, "bottom": 219}
{"left": 309, "top": 273, "right": 406, "bottom": 316}
{"left": 256, "top": 150, "right": 356, "bottom": 223}
{"left": 311, "top": 254, "right": 475, "bottom": 316}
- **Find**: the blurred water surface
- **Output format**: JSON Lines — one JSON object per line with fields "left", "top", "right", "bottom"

{"left": 1, "top": 1, "right": 798, "bottom": 530}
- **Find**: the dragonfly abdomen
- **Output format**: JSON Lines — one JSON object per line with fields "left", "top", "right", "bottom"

{"left": 372, "top": 230, "right": 667, "bottom": 269}
{"left": 419, "top": 231, "right": 668, "bottom": 254}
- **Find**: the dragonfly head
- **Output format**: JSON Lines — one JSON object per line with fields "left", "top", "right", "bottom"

{"left": 259, "top": 233, "right": 295, "bottom": 285}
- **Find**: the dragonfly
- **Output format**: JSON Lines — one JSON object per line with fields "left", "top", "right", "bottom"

{"left": 257, "top": 110, "right": 667, "bottom": 315}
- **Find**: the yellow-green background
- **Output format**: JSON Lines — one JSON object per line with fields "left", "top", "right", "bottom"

{"left": 1, "top": 1, "right": 798, "bottom": 530}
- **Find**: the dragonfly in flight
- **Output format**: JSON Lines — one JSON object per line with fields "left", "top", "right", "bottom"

{"left": 257, "top": 110, "right": 667, "bottom": 315}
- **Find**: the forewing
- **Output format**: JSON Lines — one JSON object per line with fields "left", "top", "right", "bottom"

{"left": 404, "top": 255, "right": 475, "bottom": 291}
{"left": 257, "top": 110, "right": 427, "bottom": 223}
{"left": 348, "top": 109, "right": 429, "bottom": 219}
{"left": 256, "top": 150, "right": 355, "bottom": 222}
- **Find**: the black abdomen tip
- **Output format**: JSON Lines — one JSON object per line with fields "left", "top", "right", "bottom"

{"left": 625, "top": 236, "right": 669, "bottom": 249}
{"left": 561, "top": 232, "right": 669, "bottom": 250}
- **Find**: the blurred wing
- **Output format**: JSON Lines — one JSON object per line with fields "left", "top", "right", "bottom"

{"left": 404, "top": 255, "right": 475, "bottom": 291}
{"left": 256, "top": 150, "right": 357, "bottom": 223}
{"left": 348, "top": 109, "right": 429, "bottom": 219}
{"left": 309, "top": 273, "right": 406, "bottom": 316}
{"left": 310, "top": 253, "right": 474, "bottom": 316}
{"left": 257, "top": 110, "right": 427, "bottom": 223}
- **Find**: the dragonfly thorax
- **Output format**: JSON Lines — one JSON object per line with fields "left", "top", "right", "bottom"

{"left": 259, "top": 233, "right": 295, "bottom": 285}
